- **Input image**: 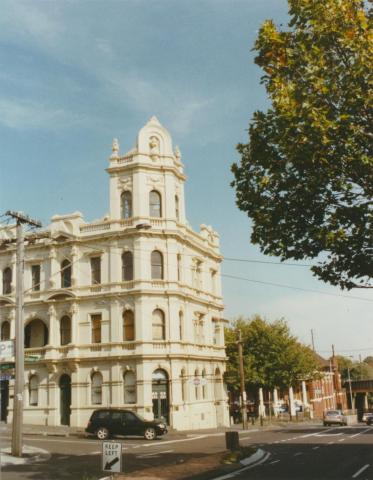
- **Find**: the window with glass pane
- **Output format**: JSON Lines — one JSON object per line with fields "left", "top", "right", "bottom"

{"left": 60, "top": 316, "right": 71, "bottom": 345}
{"left": 3, "top": 267, "right": 12, "bottom": 294}
{"left": 91, "top": 257, "right": 101, "bottom": 284}
{"left": 202, "top": 370, "right": 207, "bottom": 399}
{"left": 1, "top": 321, "right": 10, "bottom": 341}
{"left": 123, "top": 371, "right": 136, "bottom": 404}
{"left": 195, "top": 369, "right": 199, "bottom": 399}
{"left": 29, "top": 375, "right": 39, "bottom": 406}
{"left": 149, "top": 190, "right": 161, "bottom": 217}
{"left": 91, "top": 372, "right": 102, "bottom": 404}
{"left": 91, "top": 314, "right": 101, "bottom": 343}
{"left": 123, "top": 310, "right": 135, "bottom": 341}
{"left": 151, "top": 251, "right": 163, "bottom": 279}
{"left": 179, "top": 311, "right": 183, "bottom": 340}
{"left": 61, "top": 260, "right": 72, "bottom": 288}
{"left": 177, "top": 254, "right": 181, "bottom": 282}
{"left": 31, "top": 264, "right": 41, "bottom": 291}
{"left": 181, "top": 369, "right": 187, "bottom": 403}
{"left": 121, "top": 191, "right": 132, "bottom": 219}
{"left": 175, "top": 195, "right": 180, "bottom": 221}
{"left": 152, "top": 309, "right": 165, "bottom": 340}
{"left": 122, "top": 252, "right": 133, "bottom": 281}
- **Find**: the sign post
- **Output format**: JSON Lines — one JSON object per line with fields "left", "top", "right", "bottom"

{"left": 102, "top": 441, "right": 122, "bottom": 477}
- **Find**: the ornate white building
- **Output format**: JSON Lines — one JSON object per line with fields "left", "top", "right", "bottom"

{"left": 0, "top": 117, "right": 229, "bottom": 430}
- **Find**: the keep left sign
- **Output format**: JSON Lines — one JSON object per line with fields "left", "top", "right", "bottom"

{"left": 102, "top": 441, "right": 122, "bottom": 473}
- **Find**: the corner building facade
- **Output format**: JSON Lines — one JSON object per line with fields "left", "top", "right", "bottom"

{"left": 0, "top": 117, "right": 229, "bottom": 430}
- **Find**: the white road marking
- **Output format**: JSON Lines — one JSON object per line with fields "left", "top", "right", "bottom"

{"left": 137, "top": 449, "right": 174, "bottom": 458}
{"left": 142, "top": 435, "right": 208, "bottom": 447}
{"left": 350, "top": 428, "right": 372, "bottom": 439}
{"left": 312, "top": 446, "right": 320, "bottom": 450}
{"left": 269, "top": 460, "right": 281, "bottom": 464}
{"left": 293, "top": 452, "right": 303, "bottom": 456}
{"left": 352, "top": 464, "right": 370, "bottom": 478}
{"left": 211, "top": 452, "right": 271, "bottom": 480}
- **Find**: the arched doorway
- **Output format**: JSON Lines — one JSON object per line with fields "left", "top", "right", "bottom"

{"left": 152, "top": 369, "right": 169, "bottom": 424}
{"left": 59, "top": 374, "right": 71, "bottom": 426}
{"left": 0, "top": 380, "right": 9, "bottom": 422}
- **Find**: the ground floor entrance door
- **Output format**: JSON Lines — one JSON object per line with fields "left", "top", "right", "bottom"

{"left": 0, "top": 380, "right": 9, "bottom": 422}
{"left": 152, "top": 369, "right": 169, "bottom": 424}
{"left": 59, "top": 374, "right": 71, "bottom": 426}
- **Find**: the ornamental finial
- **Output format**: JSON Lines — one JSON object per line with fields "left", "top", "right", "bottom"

{"left": 111, "top": 138, "right": 120, "bottom": 159}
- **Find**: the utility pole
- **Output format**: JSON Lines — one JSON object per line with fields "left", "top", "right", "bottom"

{"left": 5, "top": 211, "right": 41, "bottom": 457}
{"left": 237, "top": 329, "right": 248, "bottom": 429}
{"left": 310, "top": 329, "right": 315, "bottom": 352}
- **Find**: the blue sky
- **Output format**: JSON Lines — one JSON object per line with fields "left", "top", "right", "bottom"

{"left": 1, "top": 0, "right": 372, "bottom": 360}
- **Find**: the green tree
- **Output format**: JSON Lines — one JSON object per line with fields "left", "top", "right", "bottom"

{"left": 336, "top": 355, "right": 373, "bottom": 380}
{"left": 224, "top": 315, "right": 318, "bottom": 394}
{"left": 232, "top": 0, "right": 373, "bottom": 289}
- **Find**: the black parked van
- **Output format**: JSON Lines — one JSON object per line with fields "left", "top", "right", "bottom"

{"left": 85, "top": 408, "right": 168, "bottom": 440}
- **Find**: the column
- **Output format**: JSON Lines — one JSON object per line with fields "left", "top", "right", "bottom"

{"left": 301, "top": 380, "right": 309, "bottom": 408}
{"left": 289, "top": 386, "right": 296, "bottom": 417}
{"left": 258, "top": 387, "right": 266, "bottom": 417}
{"left": 48, "top": 305, "right": 57, "bottom": 347}
{"left": 70, "top": 246, "right": 78, "bottom": 287}
{"left": 273, "top": 388, "right": 279, "bottom": 417}
{"left": 49, "top": 248, "right": 59, "bottom": 289}
{"left": 70, "top": 302, "right": 79, "bottom": 345}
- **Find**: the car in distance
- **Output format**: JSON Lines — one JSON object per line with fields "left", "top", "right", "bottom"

{"left": 363, "top": 412, "right": 373, "bottom": 425}
{"left": 85, "top": 408, "right": 168, "bottom": 440}
{"left": 323, "top": 409, "right": 346, "bottom": 426}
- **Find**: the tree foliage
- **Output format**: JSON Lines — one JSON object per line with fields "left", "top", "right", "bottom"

{"left": 336, "top": 355, "right": 373, "bottom": 380}
{"left": 225, "top": 315, "right": 318, "bottom": 393}
{"left": 232, "top": 0, "right": 373, "bottom": 289}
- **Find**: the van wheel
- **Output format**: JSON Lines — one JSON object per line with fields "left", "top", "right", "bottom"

{"left": 96, "top": 427, "right": 110, "bottom": 440}
{"left": 144, "top": 427, "right": 157, "bottom": 440}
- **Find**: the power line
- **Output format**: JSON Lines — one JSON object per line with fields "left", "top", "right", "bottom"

{"left": 221, "top": 273, "right": 373, "bottom": 303}
{"left": 224, "top": 256, "right": 313, "bottom": 267}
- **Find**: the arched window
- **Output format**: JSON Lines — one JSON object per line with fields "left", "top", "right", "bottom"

{"left": 61, "top": 260, "right": 72, "bottom": 288}
{"left": 123, "top": 371, "right": 136, "bottom": 404}
{"left": 214, "top": 368, "right": 222, "bottom": 401}
{"left": 179, "top": 311, "right": 183, "bottom": 341}
{"left": 202, "top": 369, "right": 207, "bottom": 399}
{"left": 2, "top": 267, "right": 12, "bottom": 295}
{"left": 151, "top": 250, "right": 163, "bottom": 279}
{"left": 91, "top": 372, "right": 103, "bottom": 405}
{"left": 122, "top": 251, "right": 133, "bottom": 281}
{"left": 123, "top": 310, "right": 135, "bottom": 341}
{"left": 29, "top": 375, "right": 39, "bottom": 406}
{"left": 149, "top": 190, "right": 162, "bottom": 217}
{"left": 121, "top": 191, "right": 132, "bottom": 219}
{"left": 181, "top": 368, "right": 187, "bottom": 403}
{"left": 152, "top": 309, "right": 165, "bottom": 341}
{"left": 25, "top": 319, "right": 48, "bottom": 348}
{"left": 175, "top": 195, "right": 180, "bottom": 221}
{"left": 194, "top": 369, "right": 200, "bottom": 400}
{"left": 177, "top": 254, "right": 181, "bottom": 282}
{"left": 60, "top": 316, "right": 71, "bottom": 345}
{"left": 1, "top": 321, "right": 10, "bottom": 341}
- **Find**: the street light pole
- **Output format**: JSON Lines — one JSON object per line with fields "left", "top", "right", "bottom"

{"left": 5, "top": 211, "right": 42, "bottom": 457}
{"left": 237, "top": 329, "right": 248, "bottom": 429}
{"left": 347, "top": 366, "right": 353, "bottom": 411}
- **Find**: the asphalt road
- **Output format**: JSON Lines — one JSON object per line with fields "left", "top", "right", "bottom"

{"left": 1, "top": 424, "right": 372, "bottom": 480}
